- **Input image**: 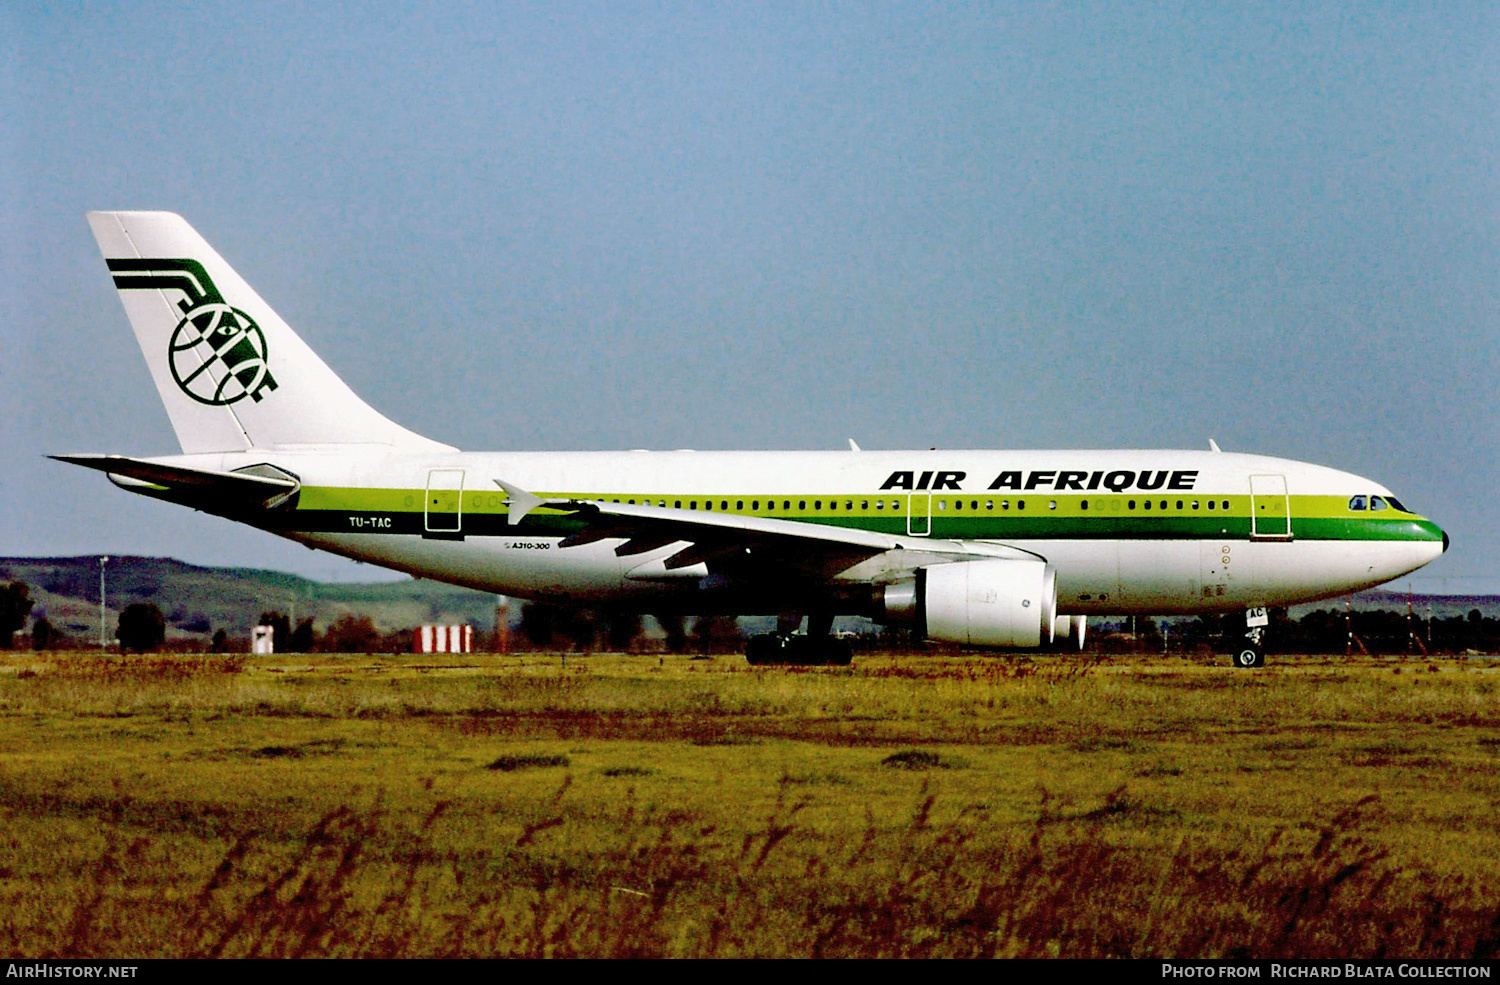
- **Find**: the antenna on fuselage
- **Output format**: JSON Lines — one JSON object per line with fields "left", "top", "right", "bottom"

{"left": 1208, "top": 438, "right": 1222, "bottom": 453}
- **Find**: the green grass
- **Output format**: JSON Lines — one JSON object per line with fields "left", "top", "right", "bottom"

{"left": 0, "top": 650, "right": 1498, "bottom": 957}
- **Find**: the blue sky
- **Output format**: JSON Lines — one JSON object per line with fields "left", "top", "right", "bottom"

{"left": 4, "top": 1, "right": 1496, "bottom": 592}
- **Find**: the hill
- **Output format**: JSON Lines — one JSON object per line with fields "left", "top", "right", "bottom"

{"left": 0, "top": 556, "right": 501, "bottom": 643}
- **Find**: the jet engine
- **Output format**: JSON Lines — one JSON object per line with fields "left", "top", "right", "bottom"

{"left": 881, "top": 559, "right": 1058, "bottom": 648}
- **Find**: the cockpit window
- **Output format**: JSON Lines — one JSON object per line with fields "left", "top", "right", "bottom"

{"left": 1370, "top": 496, "right": 1388, "bottom": 511}
{"left": 1385, "top": 496, "right": 1409, "bottom": 513}
{"left": 1348, "top": 495, "right": 1367, "bottom": 511}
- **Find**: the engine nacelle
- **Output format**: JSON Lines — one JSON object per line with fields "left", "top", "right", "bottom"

{"left": 882, "top": 559, "right": 1058, "bottom": 648}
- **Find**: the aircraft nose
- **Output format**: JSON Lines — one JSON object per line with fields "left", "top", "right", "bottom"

{"left": 1443, "top": 530, "right": 1450, "bottom": 554}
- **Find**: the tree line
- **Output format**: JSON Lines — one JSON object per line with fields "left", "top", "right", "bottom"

{"left": 2, "top": 577, "right": 1498, "bottom": 655}
{"left": 1090, "top": 607, "right": 1500, "bottom": 657}
{"left": 0, "top": 578, "right": 749, "bottom": 655}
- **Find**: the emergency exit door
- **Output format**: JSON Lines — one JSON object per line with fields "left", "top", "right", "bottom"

{"left": 907, "top": 494, "right": 931, "bottom": 536}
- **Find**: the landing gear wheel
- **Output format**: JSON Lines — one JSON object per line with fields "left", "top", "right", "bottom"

{"left": 788, "top": 636, "right": 854, "bottom": 666}
{"left": 1233, "top": 644, "right": 1265, "bottom": 669}
{"left": 744, "top": 634, "right": 851, "bottom": 666}
{"left": 786, "top": 636, "right": 817, "bottom": 664}
{"left": 745, "top": 634, "right": 785, "bottom": 666}
{"left": 826, "top": 638, "right": 853, "bottom": 666}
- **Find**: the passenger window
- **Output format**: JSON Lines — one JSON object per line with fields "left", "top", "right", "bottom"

{"left": 1018, "top": 500, "right": 1026, "bottom": 511}
{"left": 799, "top": 500, "right": 806, "bottom": 510}
{"left": 752, "top": 500, "right": 760, "bottom": 511}
{"left": 953, "top": 500, "right": 962, "bottom": 511}
{"left": 1207, "top": 500, "right": 1215, "bottom": 511}
{"left": 875, "top": 500, "right": 884, "bottom": 510}
{"left": 1081, "top": 500, "right": 1089, "bottom": 510}
{"left": 937, "top": 500, "right": 946, "bottom": 511}
{"left": 1128, "top": 500, "right": 1136, "bottom": 510}
{"left": 674, "top": 500, "right": 681, "bottom": 509}
{"left": 814, "top": 501, "right": 822, "bottom": 511}
{"left": 845, "top": 500, "right": 853, "bottom": 511}
{"left": 1001, "top": 500, "right": 1009, "bottom": 511}
{"left": 985, "top": 500, "right": 993, "bottom": 511}
{"left": 1370, "top": 496, "right": 1388, "bottom": 511}
{"left": 1222, "top": 500, "right": 1229, "bottom": 511}
{"left": 1048, "top": 500, "right": 1057, "bottom": 510}
{"left": 1191, "top": 501, "right": 1199, "bottom": 510}
{"left": 1143, "top": 500, "right": 1152, "bottom": 510}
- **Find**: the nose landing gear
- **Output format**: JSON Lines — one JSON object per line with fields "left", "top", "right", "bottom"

{"left": 1231, "top": 607, "right": 1269, "bottom": 669}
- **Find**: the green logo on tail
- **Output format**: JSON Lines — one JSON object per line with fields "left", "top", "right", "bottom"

{"left": 108, "top": 259, "right": 279, "bottom": 406}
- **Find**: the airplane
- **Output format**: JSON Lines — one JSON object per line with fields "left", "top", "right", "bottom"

{"left": 55, "top": 211, "right": 1449, "bottom": 668}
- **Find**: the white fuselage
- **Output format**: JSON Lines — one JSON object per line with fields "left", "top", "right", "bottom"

{"left": 151, "top": 447, "right": 1445, "bottom": 617}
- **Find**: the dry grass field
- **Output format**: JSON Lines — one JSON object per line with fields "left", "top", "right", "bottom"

{"left": 0, "top": 649, "right": 1497, "bottom": 958}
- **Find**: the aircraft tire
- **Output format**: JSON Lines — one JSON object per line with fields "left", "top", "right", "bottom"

{"left": 747, "top": 635, "right": 850, "bottom": 666}
{"left": 1233, "top": 644, "right": 1266, "bottom": 669}
{"left": 745, "top": 634, "right": 783, "bottom": 666}
{"left": 786, "top": 636, "right": 817, "bottom": 665}
{"left": 826, "top": 639, "right": 853, "bottom": 666}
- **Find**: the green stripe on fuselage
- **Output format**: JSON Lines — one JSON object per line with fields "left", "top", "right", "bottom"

{"left": 266, "top": 487, "right": 1443, "bottom": 543}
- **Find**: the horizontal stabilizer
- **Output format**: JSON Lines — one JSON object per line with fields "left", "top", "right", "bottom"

{"left": 52, "top": 455, "right": 300, "bottom": 509}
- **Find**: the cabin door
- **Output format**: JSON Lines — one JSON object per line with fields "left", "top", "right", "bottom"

{"left": 425, "top": 468, "right": 465, "bottom": 536}
{"left": 1249, "top": 474, "right": 1292, "bottom": 540}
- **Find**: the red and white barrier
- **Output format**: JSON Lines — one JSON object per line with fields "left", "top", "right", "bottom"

{"left": 415, "top": 624, "right": 473, "bottom": 653}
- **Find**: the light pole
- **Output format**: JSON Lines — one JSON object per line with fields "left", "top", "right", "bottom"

{"left": 99, "top": 556, "right": 110, "bottom": 651}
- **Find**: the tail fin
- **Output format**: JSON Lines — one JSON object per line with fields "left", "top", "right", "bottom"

{"left": 87, "top": 211, "right": 453, "bottom": 454}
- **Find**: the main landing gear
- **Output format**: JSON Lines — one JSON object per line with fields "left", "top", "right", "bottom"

{"left": 1231, "top": 607, "right": 1269, "bottom": 669}
{"left": 745, "top": 613, "right": 853, "bottom": 666}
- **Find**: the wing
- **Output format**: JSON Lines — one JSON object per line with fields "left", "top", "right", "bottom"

{"left": 494, "top": 479, "right": 1039, "bottom": 584}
